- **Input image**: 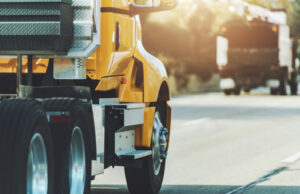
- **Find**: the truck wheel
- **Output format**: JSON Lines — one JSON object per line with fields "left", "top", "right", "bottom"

{"left": 233, "top": 86, "right": 241, "bottom": 95}
{"left": 125, "top": 101, "right": 168, "bottom": 194}
{"left": 224, "top": 90, "right": 232, "bottom": 96}
{"left": 279, "top": 71, "right": 288, "bottom": 95}
{"left": 270, "top": 88, "right": 278, "bottom": 95}
{"left": 290, "top": 72, "right": 298, "bottom": 95}
{"left": 244, "top": 88, "right": 251, "bottom": 93}
{"left": 44, "top": 99, "right": 91, "bottom": 194}
{"left": 0, "top": 99, "right": 54, "bottom": 194}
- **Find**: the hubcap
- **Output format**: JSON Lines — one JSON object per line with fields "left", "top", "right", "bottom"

{"left": 27, "top": 133, "right": 48, "bottom": 194}
{"left": 152, "top": 112, "right": 168, "bottom": 175}
{"left": 69, "top": 126, "right": 86, "bottom": 194}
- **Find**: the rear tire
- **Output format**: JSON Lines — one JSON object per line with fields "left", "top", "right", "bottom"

{"left": 233, "top": 86, "right": 241, "bottom": 95}
{"left": 270, "top": 88, "right": 278, "bottom": 95}
{"left": 0, "top": 99, "right": 54, "bottom": 194}
{"left": 244, "top": 88, "right": 251, "bottom": 93}
{"left": 290, "top": 72, "right": 298, "bottom": 95}
{"left": 125, "top": 100, "right": 167, "bottom": 194}
{"left": 224, "top": 90, "right": 232, "bottom": 96}
{"left": 279, "top": 70, "right": 288, "bottom": 96}
{"left": 44, "top": 99, "right": 92, "bottom": 194}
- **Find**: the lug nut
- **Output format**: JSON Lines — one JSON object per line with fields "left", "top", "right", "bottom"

{"left": 160, "top": 136, "right": 167, "bottom": 143}
{"left": 161, "top": 128, "right": 168, "bottom": 135}
{"left": 161, "top": 153, "right": 167, "bottom": 159}
{"left": 160, "top": 145, "right": 166, "bottom": 152}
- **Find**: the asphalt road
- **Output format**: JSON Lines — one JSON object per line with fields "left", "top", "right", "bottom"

{"left": 91, "top": 88, "right": 300, "bottom": 194}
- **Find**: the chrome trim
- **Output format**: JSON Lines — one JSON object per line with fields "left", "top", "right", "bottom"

{"left": 91, "top": 105, "right": 105, "bottom": 176}
{"left": 152, "top": 112, "right": 168, "bottom": 175}
{"left": 27, "top": 133, "right": 48, "bottom": 194}
{"left": 67, "top": 0, "right": 101, "bottom": 58}
{"left": 69, "top": 126, "right": 86, "bottom": 194}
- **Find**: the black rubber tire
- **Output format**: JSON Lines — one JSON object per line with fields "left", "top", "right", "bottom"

{"left": 0, "top": 99, "right": 54, "bottom": 194}
{"left": 233, "top": 86, "right": 241, "bottom": 95}
{"left": 244, "top": 88, "right": 251, "bottom": 93}
{"left": 125, "top": 100, "right": 167, "bottom": 194}
{"left": 224, "top": 90, "right": 232, "bottom": 96}
{"left": 44, "top": 99, "right": 92, "bottom": 194}
{"left": 279, "top": 71, "right": 288, "bottom": 96}
{"left": 290, "top": 72, "right": 298, "bottom": 95}
{"left": 270, "top": 88, "right": 278, "bottom": 95}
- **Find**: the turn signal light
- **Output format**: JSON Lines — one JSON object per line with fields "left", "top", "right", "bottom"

{"left": 221, "top": 26, "right": 227, "bottom": 33}
{"left": 272, "top": 25, "right": 278, "bottom": 33}
{"left": 121, "top": 77, "right": 127, "bottom": 84}
{"left": 270, "top": 65, "right": 279, "bottom": 71}
{"left": 218, "top": 66, "right": 228, "bottom": 71}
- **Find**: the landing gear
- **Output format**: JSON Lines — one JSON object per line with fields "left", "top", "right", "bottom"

{"left": 125, "top": 101, "right": 168, "bottom": 194}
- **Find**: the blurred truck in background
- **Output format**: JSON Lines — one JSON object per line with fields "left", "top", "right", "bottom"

{"left": 0, "top": 0, "right": 175, "bottom": 194}
{"left": 217, "top": 8, "right": 298, "bottom": 95}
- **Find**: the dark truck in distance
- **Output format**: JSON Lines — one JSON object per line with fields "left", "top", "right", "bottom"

{"left": 217, "top": 15, "right": 298, "bottom": 96}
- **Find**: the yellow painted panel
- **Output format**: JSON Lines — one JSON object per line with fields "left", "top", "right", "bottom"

{"left": 0, "top": 58, "right": 48, "bottom": 73}
{"left": 135, "top": 106, "right": 155, "bottom": 148}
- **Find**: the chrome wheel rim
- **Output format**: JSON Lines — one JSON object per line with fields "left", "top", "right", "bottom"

{"left": 27, "top": 133, "right": 48, "bottom": 194}
{"left": 152, "top": 112, "right": 168, "bottom": 175}
{"left": 69, "top": 126, "right": 86, "bottom": 194}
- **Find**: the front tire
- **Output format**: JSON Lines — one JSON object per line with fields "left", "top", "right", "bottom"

{"left": 125, "top": 101, "right": 168, "bottom": 194}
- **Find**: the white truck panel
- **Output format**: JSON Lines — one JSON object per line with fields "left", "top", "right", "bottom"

{"left": 217, "top": 36, "right": 228, "bottom": 66}
{"left": 279, "top": 25, "right": 293, "bottom": 70}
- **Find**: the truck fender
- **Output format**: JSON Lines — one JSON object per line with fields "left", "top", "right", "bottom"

{"left": 134, "top": 41, "right": 171, "bottom": 103}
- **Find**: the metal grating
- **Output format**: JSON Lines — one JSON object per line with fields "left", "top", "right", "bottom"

{"left": 67, "top": 0, "right": 101, "bottom": 58}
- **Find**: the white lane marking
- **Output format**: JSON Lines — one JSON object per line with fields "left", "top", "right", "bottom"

{"left": 182, "top": 117, "right": 212, "bottom": 126}
{"left": 281, "top": 152, "right": 300, "bottom": 164}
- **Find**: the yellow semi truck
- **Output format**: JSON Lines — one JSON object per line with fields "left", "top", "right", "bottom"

{"left": 0, "top": 0, "right": 175, "bottom": 194}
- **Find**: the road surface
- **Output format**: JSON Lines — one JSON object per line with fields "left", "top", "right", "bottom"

{"left": 92, "top": 88, "right": 300, "bottom": 194}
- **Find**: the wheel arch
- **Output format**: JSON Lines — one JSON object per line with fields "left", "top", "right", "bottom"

{"left": 44, "top": 99, "right": 97, "bottom": 161}
{"left": 133, "top": 40, "right": 171, "bottom": 103}
{"left": 135, "top": 81, "right": 172, "bottom": 149}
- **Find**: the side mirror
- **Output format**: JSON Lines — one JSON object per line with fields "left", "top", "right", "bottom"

{"left": 131, "top": 0, "right": 177, "bottom": 16}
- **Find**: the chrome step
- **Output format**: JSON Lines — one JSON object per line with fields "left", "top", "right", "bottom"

{"left": 119, "top": 150, "right": 152, "bottom": 160}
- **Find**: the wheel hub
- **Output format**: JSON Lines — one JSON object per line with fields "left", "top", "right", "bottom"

{"left": 152, "top": 112, "right": 168, "bottom": 175}
{"left": 27, "top": 133, "right": 48, "bottom": 194}
{"left": 69, "top": 126, "right": 86, "bottom": 194}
